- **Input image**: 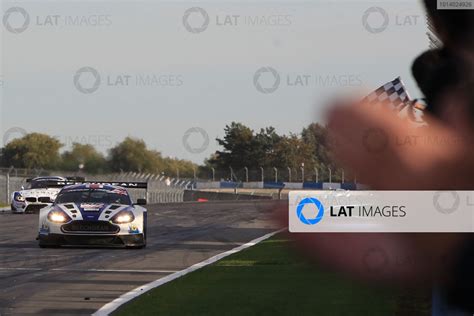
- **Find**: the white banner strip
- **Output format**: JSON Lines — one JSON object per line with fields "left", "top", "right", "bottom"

{"left": 289, "top": 191, "right": 474, "bottom": 233}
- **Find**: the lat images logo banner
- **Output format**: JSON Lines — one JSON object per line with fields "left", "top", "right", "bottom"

{"left": 296, "top": 197, "right": 324, "bottom": 225}
{"left": 289, "top": 191, "right": 474, "bottom": 233}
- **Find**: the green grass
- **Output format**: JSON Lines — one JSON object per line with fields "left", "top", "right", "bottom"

{"left": 114, "top": 235, "right": 429, "bottom": 316}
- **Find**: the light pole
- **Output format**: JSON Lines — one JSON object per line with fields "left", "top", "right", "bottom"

{"left": 211, "top": 167, "right": 215, "bottom": 182}
{"left": 260, "top": 167, "right": 264, "bottom": 183}
{"left": 244, "top": 166, "right": 249, "bottom": 182}
{"left": 274, "top": 167, "right": 278, "bottom": 182}
{"left": 301, "top": 163, "right": 305, "bottom": 183}
{"left": 287, "top": 167, "right": 291, "bottom": 182}
{"left": 328, "top": 167, "right": 332, "bottom": 183}
{"left": 6, "top": 166, "right": 13, "bottom": 203}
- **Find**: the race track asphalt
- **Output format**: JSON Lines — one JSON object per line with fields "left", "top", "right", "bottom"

{"left": 0, "top": 200, "right": 284, "bottom": 315}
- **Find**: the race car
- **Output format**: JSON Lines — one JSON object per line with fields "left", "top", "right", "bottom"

{"left": 11, "top": 176, "right": 85, "bottom": 213}
{"left": 37, "top": 182, "right": 148, "bottom": 248}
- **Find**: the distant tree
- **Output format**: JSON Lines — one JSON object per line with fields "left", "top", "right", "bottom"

{"left": 1, "top": 133, "right": 62, "bottom": 169}
{"left": 301, "top": 123, "right": 342, "bottom": 181}
{"left": 61, "top": 143, "right": 107, "bottom": 174}
{"left": 0, "top": 124, "right": 341, "bottom": 181}
{"left": 108, "top": 137, "right": 162, "bottom": 172}
{"left": 271, "top": 134, "right": 316, "bottom": 170}
{"left": 211, "top": 122, "right": 254, "bottom": 170}
{"left": 301, "top": 123, "right": 332, "bottom": 166}
{"left": 162, "top": 157, "right": 197, "bottom": 178}
{"left": 108, "top": 137, "right": 198, "bottom": 176}
{"left": 206, "top": 122, "right": 341, "bottom": 182}
{"left": 209, "top": 122, "right": 283, "bottom": 171}
{"left": 251, "top": 127, "right": 282, "bottom": 168}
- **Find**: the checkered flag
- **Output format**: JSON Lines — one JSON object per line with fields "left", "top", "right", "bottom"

{"left": 361, "top": 77, "right": 411, "bottom": 111}
{"left": 362, "top": 77, "right": 427, "bottom": 127}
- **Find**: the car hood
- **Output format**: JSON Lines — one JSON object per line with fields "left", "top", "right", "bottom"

{"left": 55, "top": 203, "right": 133, "bottom": 221}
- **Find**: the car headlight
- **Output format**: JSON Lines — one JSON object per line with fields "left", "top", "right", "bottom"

{"left": 47, "top": 210, "right": 71, "bottom": 223}
{"left": 14, "top": 192, "right": 25, "bottom": 202}
{"left": 111, "top": 210, "right": 135, "bottom": 224}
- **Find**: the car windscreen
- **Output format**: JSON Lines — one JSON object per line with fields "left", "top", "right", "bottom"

{"left": 29, "top": 181, "right": 51, "bottom": 189}
{"left": 28, "top": 179, "right": 65, "bottom": 189}
{"left": 55, "top": 189, "right": 132, "bottom": 205}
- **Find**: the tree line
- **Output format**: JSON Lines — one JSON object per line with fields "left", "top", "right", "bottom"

{"left": 205, "top": 122, "right": 339, "bottom": 181}
{"left": 0, "top": 122, "right": 339, "bottom": 181}
{"left": 0, "top": 134, "right": 196, "bottom": 176}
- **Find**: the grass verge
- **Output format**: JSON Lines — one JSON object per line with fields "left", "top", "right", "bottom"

{"left": 114, "top": 235, "right": 429, "bottom": 316}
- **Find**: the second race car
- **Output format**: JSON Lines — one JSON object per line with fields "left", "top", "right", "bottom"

{"left": 11, "top": 176, "right": 84, "bottom": 213}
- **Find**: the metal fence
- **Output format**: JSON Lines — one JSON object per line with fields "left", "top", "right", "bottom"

{"left": 0, "top": 168, "right": 188, "bottom": 205}
{"left": 192, "top": 167, "right": 352, "bottom": 183}
{"left": 0, "top": 166, "right": 357, "bottom": 205}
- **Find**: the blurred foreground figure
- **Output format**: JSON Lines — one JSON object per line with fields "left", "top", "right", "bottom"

{"left": 285, "top": 2, "right": 474, "bottom": 314}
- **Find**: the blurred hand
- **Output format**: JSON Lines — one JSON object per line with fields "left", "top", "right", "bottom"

{"left": 278, "top": 97, "right": 473, "bottom": 285}
{"left": 326, "top": 101, "right": 473, "bottom": 190}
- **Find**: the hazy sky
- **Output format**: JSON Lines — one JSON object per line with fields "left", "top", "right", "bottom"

{"left": 1, "top": 0, "right": 428, "bottom": 163}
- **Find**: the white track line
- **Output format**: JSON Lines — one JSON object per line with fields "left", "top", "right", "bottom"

{"left": 93, "top": 228, "right": 285, "bottom": 316}
{"left": 52, "top": 268, "right": 178, "bottom": 274}
{"left": 0, "top": 267, "right": 42, "bottom": 271}
{"left": 0, "top": 268, "right": 178, "bottom": 274}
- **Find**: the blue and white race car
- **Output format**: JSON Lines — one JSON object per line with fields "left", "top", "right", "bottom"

{"left": 37, "top": 182, "right": 148, "bottom": 248}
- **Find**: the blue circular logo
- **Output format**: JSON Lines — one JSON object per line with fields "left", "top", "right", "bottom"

{"left": 297, "top": 197, "right": 324, "bottom": 225}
